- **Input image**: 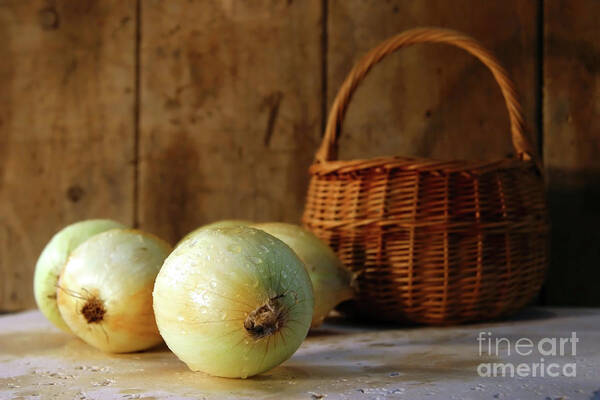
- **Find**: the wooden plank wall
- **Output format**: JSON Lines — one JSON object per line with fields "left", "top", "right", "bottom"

{"left": 1, "top": 0, "right": 598, "bottom": 310}
{"left": 544, "top": 0, "right": 600, "bottom": 306}
{"left": 138, "top": 0, "right": 322, "bottom": 242}
{"left": 0, "top": 1, "right": 136, "bottom": 310}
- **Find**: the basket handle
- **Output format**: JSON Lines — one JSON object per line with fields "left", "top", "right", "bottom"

{"left": 315, "top": 27, "right": 538, "bottom": 166}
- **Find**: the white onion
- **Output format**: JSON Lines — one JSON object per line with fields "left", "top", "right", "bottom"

{"left": 57, "top": 229, "right": 171, "bottom": 353}
{"left": 153, "top": 225, "right": 314, "bottom": 378}
{"left": 253, "top": 222, "right": 353, "bottom": 327}
{"left": 34, "top": 219, "right": 126, "bottom": 333}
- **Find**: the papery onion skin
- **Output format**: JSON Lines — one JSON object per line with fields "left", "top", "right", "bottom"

{"left": 253, "top": 222, "right": 354, "bottom": 327}
{"left": 34, "top": 219, "right": 127, "bottom": 333}
{"left": 153, "top": 226, "right": 314, "bottom": 378}
{"left": 177, "top": 220, "right": 250, "bottom": 246}
{"left": 57, "top": 229, "right": 171, "bottom": 353}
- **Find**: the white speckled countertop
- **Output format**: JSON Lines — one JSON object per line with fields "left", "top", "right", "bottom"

{"left": 1, "top": 308, "right": 599, "bottom": 399}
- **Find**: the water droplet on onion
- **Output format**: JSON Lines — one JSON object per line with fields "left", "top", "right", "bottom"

{"left": 228, "top": 244, "right": 242, "bottom": 253}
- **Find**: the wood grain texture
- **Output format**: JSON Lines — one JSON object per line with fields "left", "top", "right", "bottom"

{"left": 138, "top": 0, "right": 323, "bottom": 243}
{"left": 0, "top": 0, "right": 136, "bottom": 310}
{"left": 327, "top": 0, "right": 539, "bottom": 162}
{"left": 544, "top": 0, "right": 600, "bottom": 306}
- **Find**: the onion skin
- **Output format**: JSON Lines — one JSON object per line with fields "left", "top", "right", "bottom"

{"left": 177, "top": 220, "right": 250, "bottom": 246}
{"left": 153, "top": 226, "right": 314, "bottom": 378}
{"left": 57, "top": 229, "right": 171, "bottom": 353}
{"left": 34, "top": 219, "right": 127, "bottom": 333}
{"left": 253, "top": 223, "right": 353, "bottom": 327}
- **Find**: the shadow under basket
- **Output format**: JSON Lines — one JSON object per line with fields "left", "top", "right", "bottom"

{"left": 302, "top": 28, "right": 549, "bottom": 325}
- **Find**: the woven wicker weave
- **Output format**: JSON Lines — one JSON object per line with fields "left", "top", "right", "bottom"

{"left": 302, "top": 28, "right": 548, "bottom": 325}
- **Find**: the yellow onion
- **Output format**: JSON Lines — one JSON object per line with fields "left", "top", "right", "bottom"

{"left": 153, "top": 226, "right": 313, "bottom": 378}
{"left": 57, "top": 229, "right": 171, "bottom": 353}
{"left": 34, "top": 219, "right": 126, "bottom": 333}
{"left": 253, "top": 222, "right": 354, "bottom": 327}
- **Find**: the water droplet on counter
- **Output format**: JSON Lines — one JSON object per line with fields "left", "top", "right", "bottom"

{"left": 220, "top": 312, "right": 228, "bottom": 320}
{"left": 199, "top": 306, "right": 208, "bottom": 314}
{"left": 210, "top": 280, "right": 217, "bottom": 288}
{"left": 177, "top": 315, "right": 185, "bottom": 321}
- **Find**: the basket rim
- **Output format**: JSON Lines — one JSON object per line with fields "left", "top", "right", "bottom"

{"left": 301, "top": 214, "right": 549, "bottom": 231}
{"left": 309, "top": 155, "right": 538, "bottom": 176}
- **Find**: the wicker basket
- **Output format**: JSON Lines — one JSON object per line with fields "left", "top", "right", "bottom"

{"left": 302, "top": 28, "right": 548, "bottom": 325}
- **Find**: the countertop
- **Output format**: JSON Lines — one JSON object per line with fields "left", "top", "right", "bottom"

{"left": 1, "top": 308, "right": 599, "bottom": 399}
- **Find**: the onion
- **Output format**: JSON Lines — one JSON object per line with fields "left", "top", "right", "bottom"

{"left": 34, "top": 219, "right": 126, "bottom": 333}
{"left": 153, "top": 225, "right": 314, "bottom": 378}
{"left": 253, "top": 222, "right": 354, "bottom": 327}
{"left": 56, "top": 229, "right": 171, "bottom": 353}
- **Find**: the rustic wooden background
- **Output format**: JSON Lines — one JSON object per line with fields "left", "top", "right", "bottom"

{"left": 1, "top": 0, "right": 598, "bottom": 310}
